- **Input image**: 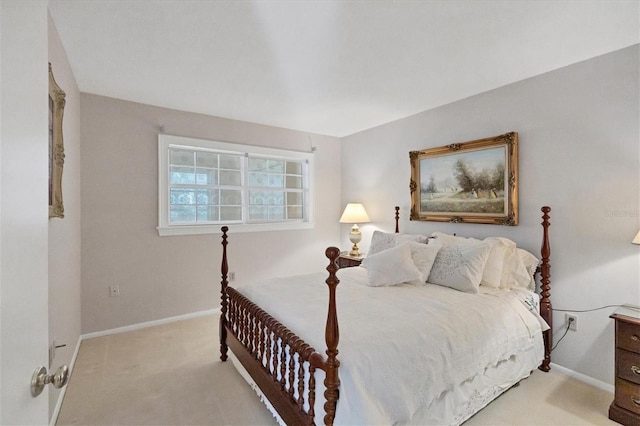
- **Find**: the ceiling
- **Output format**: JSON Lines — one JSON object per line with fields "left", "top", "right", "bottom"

{"left": 48, "top": 0, "right": 639, "bottom": 137}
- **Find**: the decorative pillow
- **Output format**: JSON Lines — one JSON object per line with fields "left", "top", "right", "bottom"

{"left": 368, "top": 231, "right": 428, "bottom": 256}
{"left": 431, "top": 232, "right": 516, "bottom": 289}
{"left": 427, "top": 241, "right": 492, "bottom": 293}
{"left": 405, "top": 240, "right": 442, "bottom": 281}
{"left": 360, "top": 243, "right": 423, "bottom": 287}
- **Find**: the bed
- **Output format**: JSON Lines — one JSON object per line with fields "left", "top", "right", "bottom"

{"left": 219, "top": 206, "right": 552, "bottom": 425}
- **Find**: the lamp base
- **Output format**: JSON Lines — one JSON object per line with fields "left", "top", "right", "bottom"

{"left": 349, "top": 244, "right": 362, "bottom": 257}
{"left": 349, "top": 225, "right": 363, "bottom": 257}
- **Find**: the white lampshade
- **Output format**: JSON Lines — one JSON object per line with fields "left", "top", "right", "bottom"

{"left": 339, "top": 203, "right": 370, "bottom": 224}
{"left": 633, "top": 230, "right": 640, "bottom": 245}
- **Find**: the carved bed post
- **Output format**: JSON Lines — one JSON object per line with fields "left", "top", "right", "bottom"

{"left": 539, "top": 207, "right": 552, "bottom": 372}
{"left": 394, "top": 206, "right": 400, "bottom": 233}
{"left": 220, "top": 226, "right": 229, "bottom": 361}
{"left": 323, "top": 247, "right": 341, "bottom": 426}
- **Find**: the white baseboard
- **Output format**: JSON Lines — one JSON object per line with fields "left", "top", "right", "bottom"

{"left": 550, "top": 362, "right": 614, "bottom": 394}
{"left": 81, "top": 308, "right": 220, "bottom": 340}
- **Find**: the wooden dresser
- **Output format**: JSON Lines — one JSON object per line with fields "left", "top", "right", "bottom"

{"left": 609, "top": 306, "right": 640, "bottom": 425}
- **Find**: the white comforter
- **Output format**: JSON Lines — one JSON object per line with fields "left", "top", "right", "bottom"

{"left": 234, "top": 266, "right": 544, "bottom": 425}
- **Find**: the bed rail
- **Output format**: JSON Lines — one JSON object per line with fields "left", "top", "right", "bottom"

{"left": 219, "top": 227, "right": 341, "bottom": 425}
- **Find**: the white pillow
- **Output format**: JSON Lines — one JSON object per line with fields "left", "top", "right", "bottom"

{"left": 427, "top": 241, "right": 492, "bottom": 293}
{"left": 513, "top": 248, "right": 539, "bottom": 290}
{"left": 431, "top": 232, "right": 516, "bottom": 289}
{"left": 405, "top": 240, "right": 442, "bottom": 281}
{"left": 430, "top": 231, "right": 464, "bottom": 244}
{"left": 481, "top": 237, "right": 517, "bottom": 288}
{"left": 360, "top": 243, "right": 423, "bottom": 287}
{"left": 368, "top": 230, "right": 428, "bottom": 256}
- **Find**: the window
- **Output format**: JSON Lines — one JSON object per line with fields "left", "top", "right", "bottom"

{"left": 158, "top": 134, "right": 314, "bottom": 236}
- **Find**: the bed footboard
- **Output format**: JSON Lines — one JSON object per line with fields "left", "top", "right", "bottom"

{"left": 225, "top": 287, "right": 321, "bottom": 424}
{"left": 219, "top": 226, "right": 341, "bottom": 426}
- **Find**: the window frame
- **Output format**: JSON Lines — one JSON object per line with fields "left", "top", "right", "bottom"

{"left": 158, "top": 134, "right": 314, "bottom": 236}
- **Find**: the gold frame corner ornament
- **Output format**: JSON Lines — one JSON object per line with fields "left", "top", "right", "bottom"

{"left": 49, "top": 63, "right": 65, "bottom": 219}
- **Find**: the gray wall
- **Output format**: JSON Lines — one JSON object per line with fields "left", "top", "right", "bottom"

{"left": 80, "top": 95, "right": 342, "bottom": 334}
{"left": 48, "top": 12, "right": 82, "bottom": 417}
{"left": 341, "top": 45, "right": 640, "bottom": 385}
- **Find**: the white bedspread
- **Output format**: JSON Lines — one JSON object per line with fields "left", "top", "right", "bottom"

{"left": 234, "top": 266, "right": 544, "bottom": 425}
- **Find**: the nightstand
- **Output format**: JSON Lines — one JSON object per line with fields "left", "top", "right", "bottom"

{"left": 609, "top": 305, "right": 640, "bottom": 425}
{"left": 337, "top": 252, "right": 364, "bottom": 268}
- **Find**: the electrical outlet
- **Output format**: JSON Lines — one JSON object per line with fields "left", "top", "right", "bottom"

{"left": 229, "top": 272, "right": 235, "bottom": 281}
{"left": 110, "top": 285, "right": 120, "bottom": 297}
{"left": 566, "top": 314, "right": 578, "bottom": 331}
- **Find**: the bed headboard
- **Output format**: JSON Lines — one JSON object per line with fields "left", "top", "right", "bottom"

{"left": 395, "top": 206, "right": 400, "bottom": 233}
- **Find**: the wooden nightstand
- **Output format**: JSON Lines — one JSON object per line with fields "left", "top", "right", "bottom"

{"left": 609, "top": 305, "right": 640, "bottom": 425}
{"left": 337, "top": 252, "right": 364, "bottom": 268}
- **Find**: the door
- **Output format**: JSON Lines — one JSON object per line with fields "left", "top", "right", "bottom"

{"left": 0, "top": 1, "right": 51, "bottom": 424}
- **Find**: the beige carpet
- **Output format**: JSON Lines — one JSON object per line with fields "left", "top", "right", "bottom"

{"left": 56, "top": 315, "right": 617, "bottom": 426}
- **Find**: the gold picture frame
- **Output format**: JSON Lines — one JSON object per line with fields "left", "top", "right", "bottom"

{"left": 49, "top": 63, "right": 65, "bottom": 218}
{"left": 409, "top": 132, "right": 518, "bottom": 225}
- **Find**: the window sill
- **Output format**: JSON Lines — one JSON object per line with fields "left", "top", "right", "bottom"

{"left": 157, "top": 221, "right": 314, "bottom": 236}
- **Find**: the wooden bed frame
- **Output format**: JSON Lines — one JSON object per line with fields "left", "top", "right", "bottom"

{"left": 219, "top": 206, "right": 552, "bottom": 426}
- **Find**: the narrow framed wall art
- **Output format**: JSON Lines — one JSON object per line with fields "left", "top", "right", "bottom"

{"left": 49, "top": 63, "right": 66, "bottom": 219}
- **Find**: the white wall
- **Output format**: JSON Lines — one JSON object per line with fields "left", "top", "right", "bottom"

{"left": 47, "top": 11, "right": 82, "bottom": 418}
{"left": 341, "top": 45, "right": 640, "bottom": 385}
{"left": 80, "top": 95, "right": 342, "bottom": 334}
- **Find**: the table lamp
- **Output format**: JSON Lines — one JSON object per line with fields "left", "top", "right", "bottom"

{"left": 633, "top": 230, "right": 640, "bottom": 245}
{"left": 339, "top": 203, "right": 370, "bottom": 257}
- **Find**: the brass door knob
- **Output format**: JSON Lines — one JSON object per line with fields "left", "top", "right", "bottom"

{"left": 30, "top": 365, "right": 69, "bottom": 397}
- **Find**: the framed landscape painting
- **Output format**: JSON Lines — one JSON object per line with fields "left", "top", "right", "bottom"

{"left": 409, "top": 132, "right": 518, "bottom": 225}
